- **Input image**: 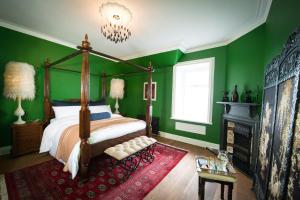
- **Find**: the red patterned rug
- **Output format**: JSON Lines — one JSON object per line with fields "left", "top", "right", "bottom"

{"left": 3, "top": 143, "right": 187, "bottom": 200}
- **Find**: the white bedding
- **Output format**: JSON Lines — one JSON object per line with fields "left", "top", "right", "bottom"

{"left": 40, "top": 114, "right": 146, "bottom": 179}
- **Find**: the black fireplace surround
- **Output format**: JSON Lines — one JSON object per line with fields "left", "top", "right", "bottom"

{"left": 217, "top": 102, "right": 260, "bottom": 176}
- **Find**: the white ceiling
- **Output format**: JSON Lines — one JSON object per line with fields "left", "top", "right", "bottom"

{"left": 0, "top": 0, "right": 271, "bottom": 60}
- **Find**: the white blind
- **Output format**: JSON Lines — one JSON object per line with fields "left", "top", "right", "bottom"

{"left": 172, "top": 58, "right": 214, "bottom": 124}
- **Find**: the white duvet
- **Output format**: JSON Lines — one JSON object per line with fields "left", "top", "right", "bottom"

{"left": 39, "top": 114, "right": 146, "bottom": 179}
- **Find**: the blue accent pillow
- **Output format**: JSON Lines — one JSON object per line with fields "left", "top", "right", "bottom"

{"left": 90, "top": 112, "right": 111, "bottom": 121}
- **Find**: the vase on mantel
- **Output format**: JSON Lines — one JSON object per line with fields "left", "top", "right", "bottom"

{"left": 231, "top": 85, "right": 239, "bottom": 102}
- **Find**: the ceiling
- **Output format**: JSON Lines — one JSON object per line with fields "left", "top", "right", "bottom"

{"left": 0, "top": 0, "right": 271, "bottom": 60}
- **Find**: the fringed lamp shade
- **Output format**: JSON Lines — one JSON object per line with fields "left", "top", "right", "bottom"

{"left": 110, "top": 78, "right": 124, "bottom": 114}
{"left": 110, "top": 78, "right": 124, "bottom": 99}
{"left": 4, "top": 62, "right": 35, "bottom": 100}
{"left": 3, "top": 62, "right": 35, "bottom": 124}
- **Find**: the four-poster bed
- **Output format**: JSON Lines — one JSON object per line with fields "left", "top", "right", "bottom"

{"left": 42, "top": 34, "right": 153, "bottom": 179}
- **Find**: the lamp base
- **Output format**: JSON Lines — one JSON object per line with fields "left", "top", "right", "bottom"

{"left": 114, "top": 98, "right": 120, "bottom": 114}
{"left": 14, "top": 97, "right": 25, "bottom": 124}
{"left": 14, "top": 117, "right": 25, "bottom": 124}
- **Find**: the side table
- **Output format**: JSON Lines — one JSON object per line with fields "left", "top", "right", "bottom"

{"left": 196, "top": 156, "right": 236, "bottom": 200}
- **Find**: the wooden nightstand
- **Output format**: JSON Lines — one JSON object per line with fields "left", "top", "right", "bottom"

{"left": 11, "top": 121, "right": 45, "bottom": 157}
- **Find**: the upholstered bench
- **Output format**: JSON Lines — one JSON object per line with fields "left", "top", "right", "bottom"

{"left": 104, "top": 136, "right": 157, "bottom": 181}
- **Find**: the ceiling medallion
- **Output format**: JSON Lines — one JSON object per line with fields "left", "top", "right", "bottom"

{"left": 100, "top": 2, "right": 132, "bottom": 43}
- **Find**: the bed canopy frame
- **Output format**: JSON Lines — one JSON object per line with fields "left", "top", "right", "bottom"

{"left": 43, "top": 34, "right": 153, "bottom": 178}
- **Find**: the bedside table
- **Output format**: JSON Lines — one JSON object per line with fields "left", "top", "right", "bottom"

{"left": 11, "top": 121, "right": 45, "bottom": 157}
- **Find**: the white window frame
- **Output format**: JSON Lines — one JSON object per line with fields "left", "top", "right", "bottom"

{"left": 171, "top": 57, "right": 215, "bottom": 124}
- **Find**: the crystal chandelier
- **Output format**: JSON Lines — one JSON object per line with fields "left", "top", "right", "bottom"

{"left": 100, "top": 2, "right": 132, "bottom": 43}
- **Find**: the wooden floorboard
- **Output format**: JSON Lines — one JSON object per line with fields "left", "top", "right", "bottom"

{"left": 145, "top": 136, "right": 256, "bottom": 200}
{"left": 0, "top": 136, "right": 256, "bottom": 200}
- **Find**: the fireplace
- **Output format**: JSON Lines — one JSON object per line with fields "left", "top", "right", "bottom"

{"left": 233, "top": 123, "right": 252, "bottom": 175}
{"left": 217, "top": 102, "right": 260, "bottom": 176}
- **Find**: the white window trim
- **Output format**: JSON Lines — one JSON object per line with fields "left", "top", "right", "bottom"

{"left": 171, "top": 57, "right": 215, "bottom": 125}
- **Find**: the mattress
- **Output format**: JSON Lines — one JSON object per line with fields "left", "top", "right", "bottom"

{"left": 39, "top": 114, "right": 146, "bottom": 178}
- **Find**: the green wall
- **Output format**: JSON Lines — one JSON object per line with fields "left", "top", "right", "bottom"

{"left": 226, "top": 0, "right": 300, "bottom": 102}
{"left": 264, "top": 0, "right": 300, "bottom": 65}
{"left": 107, "top": 49, "right": 184, "bottom": 118}
{"left": 116, "top": 50, "right": 182, "bottom": 115}
{"left": 226, "top": 25, "right": 266, "bottom": 103}
{"left": 0, "top": 26, "right": 117, "bottom": 147}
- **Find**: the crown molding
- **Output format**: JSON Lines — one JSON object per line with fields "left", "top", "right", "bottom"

{"left": 185, "top": 16, "right": 266, "bottom": 53}
{"left": 185, "top": 40, "right": 230, "bottom": 53}
{"left": 0, "top": 19, "right": 183, "bottom": 62}
{"left": 120, "top": 44, "right": 186, "bottom": 60}
{"left": 258, "top": 0, "right": 272, "bottom": 22}
{"left": 0, "top": 20, "right": 77, "bottom": 49}
{"left": 122, "top": 0, "right": 272, "bottom": 56}
{"left": 0, "top": 0, "right": 272, "bottom": 60}
{"left": 125, "top": 11, "right": 271, "bottom": 58}
{"left": 0, "top": 20, "right": 118, "bottom": 62}
{"left": 185, "top": 0, "right": 272, "bottom": 53}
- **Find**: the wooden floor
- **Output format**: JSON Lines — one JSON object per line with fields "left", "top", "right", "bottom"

{"left": 0, "top": 136, "right": 256, "bottom": 200}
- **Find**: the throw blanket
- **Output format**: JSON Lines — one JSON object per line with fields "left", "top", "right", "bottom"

{"left": 55, "top": 117, "right": 139, "bottom": 169}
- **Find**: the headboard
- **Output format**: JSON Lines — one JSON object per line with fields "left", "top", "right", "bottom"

{"left": 46, "top": 98, "right": 108, "bottom": 122}
{"left": 44, "top": 61, "right": 107, "bottom": 124}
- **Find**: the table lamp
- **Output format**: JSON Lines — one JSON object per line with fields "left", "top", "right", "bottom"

{"left": 3, "top": 61, "right": 35, "bottom": 124}
{"left": 109, "top": 78, "right": 124, "bottom": 114}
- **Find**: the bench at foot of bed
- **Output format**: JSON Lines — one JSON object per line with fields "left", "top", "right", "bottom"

{"left": 104, "top": 136, "right": 157, "bottom": 182}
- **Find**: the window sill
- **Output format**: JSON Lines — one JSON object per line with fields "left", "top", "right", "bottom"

{"left": 170, "top": 117, "right": 212, "bottom": 125}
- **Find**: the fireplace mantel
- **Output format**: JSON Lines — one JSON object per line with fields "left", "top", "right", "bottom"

{"left": 217, "top": 101, "right": 260, "bottom": 176}
{"left": 216, "top": 102, "right": 260, "bottom": 122}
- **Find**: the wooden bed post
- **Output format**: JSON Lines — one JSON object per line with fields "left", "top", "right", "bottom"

{"left": 44, "top": 59, "right": 51, "bottom": 124}
{"left": 101, "top": 72, "right": 106, "bottom": 99}
{"left": 79, "top": 34, "right": 91, "bottom": 179}
{"left": 146, "top": 62, "right": 153, "bottom": 137}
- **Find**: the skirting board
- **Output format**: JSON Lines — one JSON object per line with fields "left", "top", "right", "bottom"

{"left": 0, "top": 146, "right": 11, "bottom": 156}
{"left": 159, "top": 131, "right": 219, "bottom": 149}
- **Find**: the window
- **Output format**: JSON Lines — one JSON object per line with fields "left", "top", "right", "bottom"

{"left": 171, "top": 58, "right": 214, "bottom": 124}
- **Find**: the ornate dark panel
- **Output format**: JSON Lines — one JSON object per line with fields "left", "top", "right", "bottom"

{"left": 265, "top": 56, "right": 280, "bottom": 87}
{"left": 254, "top": 87, "right": 277, "bottom": 200}
{"left": 254, "top": 27, "right": 300, "bottom": 200}
{"left": 287, "top": 103, "right": 300, "bottom": 199}
{"left": 268, "top": 78, "right": 298, "bottom": 199}
{"left": 280, "top": 28, "right": 300, "bottom": 58}
{"left": 279, "top": 50, "right": 300, "bottom": 80}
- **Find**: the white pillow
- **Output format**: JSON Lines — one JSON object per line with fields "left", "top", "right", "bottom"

{"left": 52, "top": 106, "right": 81, "bottom": 119}
{"left": 52, "top": 105, "right": 112, "bottom": 119}
{"left": 89, "top": 105, "right": 112, "bottom": 114}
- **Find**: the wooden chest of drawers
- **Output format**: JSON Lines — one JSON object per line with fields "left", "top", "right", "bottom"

{"left": 11, "top": 121, "right": 45, "bottom": 157}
